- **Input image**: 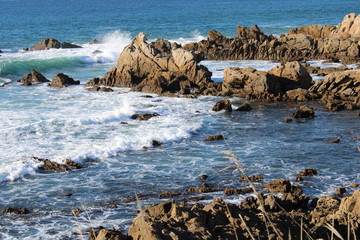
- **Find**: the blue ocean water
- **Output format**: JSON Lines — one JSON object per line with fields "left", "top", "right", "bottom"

{"left": 0, "top": 0, "right": 359, "bottom": 239}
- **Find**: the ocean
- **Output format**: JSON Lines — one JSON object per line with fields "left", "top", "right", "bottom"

{"left": 0, "top": 0, "right": 359, "bottom": 239}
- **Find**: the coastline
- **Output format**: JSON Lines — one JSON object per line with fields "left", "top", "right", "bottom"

{"left": 0, "top": 12, "right": 359, "bottom": 240}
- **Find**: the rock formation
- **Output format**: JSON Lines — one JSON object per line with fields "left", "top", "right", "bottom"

{"left": 49, "top": 73, "right": 80, "bottom": 88}
{"left": 88, "top": 33, "right": 212, "bottom": 94}
{"left": 86, "top": 33, "right": 213, "bottom": 95}
{"left": 183, "top": 13, "right": 360, "bottom": 64}
{"left": 221, "top": 61, "right": 315, "bottom": 101}
{"left": 18, "top": 69, "right": 50, "bottom": 86}
{"left": 25, "top": 38, "right": 82, "bottom": 51}
{"left": 309, "top": 69, "right": 360, "bottom": 110}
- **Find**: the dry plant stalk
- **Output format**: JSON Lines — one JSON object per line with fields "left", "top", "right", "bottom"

{"left": 221, "top": 151, "right": 283, "bottom": 240}
{"left": 238, "top": 213, "right": 256, "bottom": 240}
{"left": 225, "top": 202, "right": 240, "bottom": 240}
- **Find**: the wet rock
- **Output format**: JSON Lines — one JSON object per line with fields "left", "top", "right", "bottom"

{"left": 212, "top": 99, "right": 232, "bottom": 112}
{"left": 0, "top": 207, "right": 29, "bottom": 215}
{"left": 298, "top": 168, "right": 318, "bottom": 176}
{"left": 159, "top": 191, "right": 181, "bottom": 199}
{"left": 87, "top": 86, "right": 114, "bottom": 92}
{"left": 186, "top": 186, "right": 220, "bottom": 193}
{"left": 239, "top": 174, "right": 264, "bottom": 182}
{"left": 235, "top": 103, "right": 252, "bottom": 111}
{"left": 199, "top": 174, "right": 208, "bottom": 181}
{"left": 285, "top": 88, "right": 317, "bottom": 102}
{"left": 28, "top": 38, "right": 61, "bottom": 51}
{"left": 152, "top": 140, "right": 162, "bottom": 147}
{"left": 295, "top": 176, "right": 303, "bottom": 182}
{"left": 223, "top": 186, "right": 253, "bottom": 195}
{"left": 292, "top": 105, "right": 315, "bottom": 118}
{"left": 282, "top": 118, "right": 293, "bottom": 123}
{"left": 38, "top": 159, "right": 81, "bottom": 172}
{"left": 120, "top": 122, "right": 128, "bottom": 125}
{"left": 204, "top": 135, "right": 225, "bottom": 141}
{"left": 334, "top": 187, "right": 347, "bottom": 195}
{"left": 62, "top": 42, "right": 82, "bottom": 49}
{"left": 89, "top": 39, "right": 102, "bottom": 44}
{"left": 326, "top": 138, "right": 341, "bottom": 143}
{"left": 18, "top": 69, "right": 50, "bottom": 85}
{"left": 49, "top": 73, "right": 80, "bottom": 88}
{"left": 89, "top": 228, "right": 128, "bottom": 240}
{"left": 92, "top": 50, "right": 103, "bottom": 54}
{"left": 130, "top": 113, "right": 159, "bottom": 121}
{"left": 350, "top": 183, "right": 359, "bottom": 188}
{"left": 71, "top": 208, "right": 81, "bottom": 216}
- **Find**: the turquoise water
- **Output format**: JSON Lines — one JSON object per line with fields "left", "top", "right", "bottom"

{"left": 0, "top": 1, "right": 360, "bottom": 239}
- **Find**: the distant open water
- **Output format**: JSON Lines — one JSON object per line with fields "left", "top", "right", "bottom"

{"left": 0, "top": 0, "right": 359, "bottom": 239}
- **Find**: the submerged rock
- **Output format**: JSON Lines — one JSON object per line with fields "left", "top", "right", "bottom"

{"left": 298, "top": 168, "right": 318, "bottom": 176}
{"left": 37, "top": 158, "right": 82, "bottom": 172}
{"left": 235, "top": 103, "right": 252, "bottom": 111}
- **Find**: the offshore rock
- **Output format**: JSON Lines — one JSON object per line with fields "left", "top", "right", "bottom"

{"left": 28, "top": 38, "right": 61, "bottom": 51}
{"left": 38, "top": 159, "right": 82, "bottom": 172}
{"left": 49, "top": 73, "right": 80, "bottom": 88}
{"left": 0, "top": 207, "right": 29, "bottom": 215}
{"left": 292, "top": 105, "right": 315, "bottom": 118}
{"left": 87, "top": 33, "right": 213, "bottom": 95}
{"left": 288, "top": 24, "right": 337, "bottom": 39}
{"left": 211, "top": 99, "right": 232, "bottom": 112}
{"left": 61, "top": 42, "right": 82, "bottom": 49}
{"left": 18, "top": 69, "right": 50, "bottom": 85}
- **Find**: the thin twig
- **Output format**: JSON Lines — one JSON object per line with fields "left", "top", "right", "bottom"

{"left": 239, "top": 213, "right": 256, "bottom": 240}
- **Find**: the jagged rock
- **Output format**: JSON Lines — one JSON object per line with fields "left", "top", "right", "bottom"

{"left": 235, "top": 103, "right": 252, "bottom": 111}
{"left": 288, "top": 25, "right": 337, "bottom": 39}
{"left": 0, "top": 207, "right": 29, "bottom": 215}
{"left": 298, "top": 168, "right": 317, "bottom": 176}
{"left": 18, "top": 69, "right": 50, "bottom": 85}
{"left": 130, "top": 113, "right": 159, "bottom": 121}
{"left": 183, "top": 15, "right": 360, "bottom": 64}
{"left": 28, "top": 38, "right": 61, "bottom": 51}
{"left": 89, "top": 228, "right": 128, "bottom": 240}
{"left": 222, "top": 65, "right": 312, "bottom": 100}
{"left": 309, "top": 69, "right": 360, "bottom": 110}
{"left": 212, "top": 99, "right": 232, "bottom": 112}
{"left": 223, "top": 186, "right": 253, "bottom": 195}
{"left": 285, "top": 88, "right": 316, "bottom": 102}
{"left": 86, "top": 33, "right": 213, "bottom": 95}
{"left": 239, "top": 174, "right": 264, "bottom": 182}
{"left": 292, "top": 105, "right": 315, "bottom": 118}
{"left": 333, "top": 13, "right": 360, "bottom": 39}
{"left": 159, "top": 191, "right": 181, "bottom": 199}
{"left": 49, "top": 73, "right": 80, "bottom": 88}
{"left": 61, "top": 42, "right": 82, "bottom": 49}
{"left": 337, "top": 190, "right": 360, "bottom": 217}
{"left": 38, "top": 159, "right": 82, "bottom": 172}
{"left": 204, "top": 135, "right": 225, "bottom": 141}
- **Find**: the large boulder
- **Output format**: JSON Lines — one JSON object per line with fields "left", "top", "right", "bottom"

{"left": 268, "top": 61, "right": 313, "bottom": 89}
{"left": 18, "top": 69, "right": 50, "bottom": 86}
{"left": 222, "top": 64, "right": 312, "bottom": 100}
{"left": 49, "top": 73, "right": 80, "bottom": 88}
{"left": 86, "top": 33, "right": 213, "bottom": 95}
{"left": 28, "top": 38, "right": 61, "bottom": 51}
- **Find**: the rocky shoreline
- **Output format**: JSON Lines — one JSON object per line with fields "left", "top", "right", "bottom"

{"left": 1, "top": 13, "right": 360, "bottom": 240}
